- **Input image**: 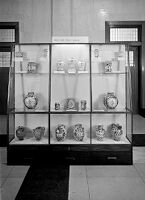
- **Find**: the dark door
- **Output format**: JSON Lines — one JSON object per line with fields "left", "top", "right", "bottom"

{"left": 129, "top": 46, "right": 139, "bottom": 114}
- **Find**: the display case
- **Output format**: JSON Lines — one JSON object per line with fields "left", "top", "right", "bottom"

{"left": 7, "top": 43, "right": 132, "bottom": 165}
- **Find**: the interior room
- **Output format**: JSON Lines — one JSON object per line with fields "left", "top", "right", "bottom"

{"left": 1, "top": 0, "right": 145, "bottom": 200}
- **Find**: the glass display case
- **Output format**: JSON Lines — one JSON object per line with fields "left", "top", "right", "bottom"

{"left": 7, "top": 43, "right": 132, "bottom": 165}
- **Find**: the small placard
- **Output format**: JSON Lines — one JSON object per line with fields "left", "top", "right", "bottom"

{"left": 52, "top": 36, "right": 89, "bottom": 43}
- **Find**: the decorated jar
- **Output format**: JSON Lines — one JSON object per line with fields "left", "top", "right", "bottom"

{"left": 23, "top": 92, "right": 38, "bottom": 109}
{"left": 73, "top": 124, "right": 84, "bottom": 141}
{"left": 77, "top": 61, "right": 86, "bottom": 71}
{"left": 56, "top": 60, "right": 65, "bottom": 71}
{"left": 96, "top": 125, "right": 105, "bottom": 141}
{"left": 80, "top": 100, "right": 87, "bottom": 111}
{"left": 33, "top": 127, "right": 45, "bottom": 141}
{"left": 55, "top": 124, "right": 67, "bottom": 142}
{"left": 104, "top": 92, "right": 118, "bottom": 110}
{"left": 27, "top": 62, "right": 37, "bottom": 73}
{"left": 66, "top": 98, "right": 76, "bottom": 110}
{"left": 16, "top": 126, "right": 25, "bottom": 140}
{"left": 67, "top": 58, "right": 77, "bottom": 73}
{"left": 105, "top": 61, "right": 112, "bottom": 72}
{"left": 111, "top": 124, "right": 123, "bottom": 141}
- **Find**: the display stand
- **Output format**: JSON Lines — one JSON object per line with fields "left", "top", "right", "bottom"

{"left": 7, "top": 43, "right": 133, "bottom": 165}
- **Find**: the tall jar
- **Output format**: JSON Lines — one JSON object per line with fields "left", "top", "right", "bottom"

{"left": 73, "top": 124, "right": 84, "bottom": 141}
{"left": 55, "top": 124, "right": 67, "bottom": 142}
{"left": 96, "top": 125, "right": 105, "bottom": 141}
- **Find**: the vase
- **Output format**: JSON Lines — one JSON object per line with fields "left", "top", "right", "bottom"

{"left": 56, "top": 60, "right": 65, "bottom": 71}
{"left": 104, "top": 92, "right": 118, "bottom": 110}
{"left": 96, "top": 125, "right": 105, "bottom": 141}
{"left": 27, "top": 62, "right": 37, "bottom": 73}
{"left": 16, "top": 126, "right": 25, "bottom": 140}
{"left": 67, "top": 58, "right": 77, "bottom": 73}
{"left": 33, "top": 127, "right": 45, "bottom": 141}
{"left": 55, "top": 124, "right": 67, "bottom": 141}
{"left": 73, "top": 124, "right": 84, "bottom": 141}
{"left": 105, "top": 61, "right": 112, "bottom": 72}
{"left": 111, "top": 124, "right": 123, "bottom": 141}
{"left": 80, "top": 100, "right": 87, "bottom": 111}
{"left": 23, "top": 92, "right": 38, "bottom": 109}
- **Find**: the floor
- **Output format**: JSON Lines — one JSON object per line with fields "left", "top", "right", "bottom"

{"left": 1, "top": 114, "right": 145, "bottom": 200}
{"left": 0, "top": 147, "right": 145, "bottom": 200}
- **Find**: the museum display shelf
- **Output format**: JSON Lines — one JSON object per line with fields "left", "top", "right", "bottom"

{"left": 7, "top": 43, "right": 133, "bottom": 165}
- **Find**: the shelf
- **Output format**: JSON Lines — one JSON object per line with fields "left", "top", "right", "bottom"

{"left": 91, "top": 137, "right": 130, "bottom": 144}
{"left": 15, "top": 71, "right": 49, "bottom": 74}
{"left": 52, "top": 71, "right": 89, "bottom": 75}
{"left": 10, "top": 109, "right": 49, "bottom": 114}
{"left": 50, "top": 110, "right": 90, "bottom": 114}
{"left": 50, "top": 138, "right": 90, "bottom": 144}
{"left": 92, "top": 108, "right": 129, "bottom": 114}
{"left": 10, "top": 137, "right": 48, "bottom": 145}
{"left": 92, "top": 71, "right": 126, "bottom": 75}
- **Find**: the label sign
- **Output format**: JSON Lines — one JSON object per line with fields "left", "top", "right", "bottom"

{"left": 52, "top": 36, "right": 89, "bottom": 43}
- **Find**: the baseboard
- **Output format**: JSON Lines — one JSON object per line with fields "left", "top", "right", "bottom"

{"left": 133, "top": 134, "right": 145, "bottom": 146}
{"left": 0, "top": 134, "right": 7, "bottom": 147}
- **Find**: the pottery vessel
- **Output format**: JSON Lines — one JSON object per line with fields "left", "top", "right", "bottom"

{"left": 67, "top": 58, "right": 77, "bottom": 73}
{"left": 78, "top": 61, "right": 86, "bottom": 71}
{"left": 27, "top": 62, "right": 37, "bottom": 73}
{"left": 104, "top": 92, "right": 118, "bottom": 109}
{"left": 105, "top": 61, "right": 112, "bottom": 72}
{"left": 96, "top": 125, "right": 105, "bottom": 141}
{"left": 55, "top": 124, "right": 67, "bottom": 141}
{"left": 80, "top": 100, "right": 87, "bottom": 111}
{"left": 56, "top": 60, "right": 65, "bottom": 71}
{"left": 33, "top": 127, "right": 45, "bottom": 141}
{"left": 66, "top": 98, "right": 76, "bottom": 110}
{"left": 24, "top": 92, "right": 38, "bottom": 109}
{"left": 16, "top": 126, "right": 25, "bottom": 140}
{"left": 73, "top": 124, "right": 84, "bottom": 141}
{"left": 111, "top": 124, "right": 123, "bottom": 141}
{"left": 55, "top": 102, "right": 60, "bottom": 110}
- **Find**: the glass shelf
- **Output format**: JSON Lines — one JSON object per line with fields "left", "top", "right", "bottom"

{"left": 15, "top": 71, "right": 49, "bottom": 74}
{"left": 92, "top": 71, "right": 126, "bottom": 75}
{"left": 9, "top": 108, "right": 49, "bottom": 114}
{"left": 52, "top": 71, "right": 89, "bottom": 75}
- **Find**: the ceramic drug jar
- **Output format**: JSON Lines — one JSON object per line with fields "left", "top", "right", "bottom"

{"left": 33, "top": 127, "right": 45, "bottom": 141}
{"left": 96, "top": 125, "right": 105, "bottom": 141}
{"left": 24, "top": 92, "right": 38, "bottom": 109}
{"left": 55, "top": 124, "right": 67, "bottom": 142}
{"left": 73, "top": 124, "right": 84, "bottom": 141}
{"left": 27, "top": 62, "right": 37, "bottom": 73}
{"left": 111, "top": 124, "right": 123, "bottom": 141}
{"left": 16, "top": 126, "right": 25, "bottom": 140}
{"left": 104, "top": 92, "right": 118, "bottom": 110}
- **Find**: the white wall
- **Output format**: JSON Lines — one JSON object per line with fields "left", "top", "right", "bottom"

{"left": 1, "top": 0, "right": 145, "bottom": 135}
{"left": 0, "top": 0, "right": 145, "bottom": 42}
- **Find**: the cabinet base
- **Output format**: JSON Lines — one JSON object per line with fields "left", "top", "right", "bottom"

{"left": 7, "top": 145, "right": 132, "bottom": 165}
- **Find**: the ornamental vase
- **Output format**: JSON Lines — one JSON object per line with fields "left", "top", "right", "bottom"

{"left": 73, "top": 124, "right": 84, "bottom": 141}
{"left": 55, "top": 124, "right": 67, "bottom": 141}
